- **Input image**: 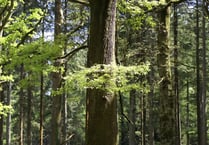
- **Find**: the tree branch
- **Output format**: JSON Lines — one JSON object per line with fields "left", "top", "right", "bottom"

{"left": 119, "top": 91, "right": 134, "bottom": 125}
{"left": 0, "top": 0, "right": 14, "bottom": 32}
{"left": 66, "top": 22, "right": 86, "bottom": 38}
{"left": 61, "top": 134, "right": 74, "bottom": 145}
{"left": 143, "top": 0, "right": 186, "bottom": 13}
{"left": 56, "top": 45, "right": 88, "bottom": 60}
{"left": 68, "top": 0, "right": 89, "bottom": 6}
{"left": 16, "top": 16, "right": 43, "bottom": 48}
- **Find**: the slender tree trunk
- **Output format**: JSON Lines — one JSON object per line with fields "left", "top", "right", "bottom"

{"left": 86, "top": 0, "right": 118, "bottom": 145}
{"left": 157, "top": 4, "right": 175, "bottom": 145}
{"left": 173, "top": 4, "right": 181, "bottom": 145}
{"left": 40, "top": 72, "right": 44, "bottom": 145}
{"left": 0, "top": 89, "right": 4, "bottom": 145}
{"left": 186, "top": 79, "right": 190, "bottom": 145}
{"left": 51, "top": 0, "right": 64, "bottom": 145}
{"left": 19, "top": 64, "right": 24, "bottom": 145}
{"left": 6, "top": 82, "right": 11, "bottom": 145}
{"left": 27, "top": 84, "right": 32, "bottom": 145}
{"left": 141, "top": 92, "right": 146, "bottom": 145}
{"left": 0, "top": 14, "right": 3, "bottom": 145}
{"left": 129, "top": 90, "right": 136, "bottom": 145}
{"left": 119, "top": 92, "right": 127, "bottom": 145}
{"left": 62, "top": 1, "right": 68, "bottom": 144}
{"left": 148, "top": 66, "right": 154, "bottom": 145}
{"left": 40, "top": 10, "right": 45, "bottom": 145}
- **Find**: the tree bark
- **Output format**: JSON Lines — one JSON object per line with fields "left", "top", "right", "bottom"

{"left": 0, "top": 89, "right": 4, "bottom": 145}
{"left": 51, "top": 0, "right": 64, "bottom": 144}
{"left": 119, "top": 92, "right": 127, "bottom": 145}
{"left": 19, "top": 64, "right": 24, "bottom": 145}
{"left": 196, "top": 0, "right": 207, "bottom": 144}
{"left": 86, "top": 0, "right": 118, "bottom": 145}
{"left": 186, "top": 79, "right": 190, "bottom": 145}
{"left": 40, "top": 72, "right": 44, "bottom": 145}
{"left": 129, "top": 90, "right": 136, "bottom": 145}
{"left": 173, "top": 4, "right": 181, "bottom": 145}
{"left": 6, "top": 82, "right": 11, "bottom": 145}
{"left": 148, "top": 67, "right": 154, "bottom": 145}
{"left": 27, "top": 82, "right": 32, "bottom": 145}
{"left": 141, "top": 92, "right": 146, "bottom": 145}
{"left": 62, "top": 1, "right": 68, "bottom": 144}
{"left": 157, "top": 4, "right": 175, "bottom": 145}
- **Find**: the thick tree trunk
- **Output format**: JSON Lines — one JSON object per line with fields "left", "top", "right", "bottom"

{"left": 86, "top": 0, "right": 118, "bottom": 145}
{"left": 157, "top": 5, "right": 176, "bottom": 145}
{"left": 50, "top": 0, "right": 63, "bottom": 145}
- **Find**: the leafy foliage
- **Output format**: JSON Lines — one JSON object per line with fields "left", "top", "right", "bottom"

{"left": 0, "top": 102, "right": 13, "bottom": 117}
{"left": 66, "top": 63, "right": 150, "bottom": 93}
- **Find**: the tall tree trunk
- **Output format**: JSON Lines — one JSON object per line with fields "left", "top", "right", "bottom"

{"left": 40, "top": 72, "right": 44, "bottom": 145}
{"left": 62, "top": 1, "right": 68, "bottom": 144}
{"left": 6, "top": 82, "right": 11, "bottom": 145}
{"left": 0, "top": 14, "right": 3, "bottom": 145}
{"left": 51, "top": 0, "right": 63, "bottom": 144}
{"left": 148, "top": 66, "right": 154, "bottom": 145}
{"left": 141, "top": 92, "right": 146, "bottom": 145}
{"left": 186, "top": 79, "right": 190, "bottom": 145}
{"left": 157, "top": 4, "right": 175, "bottom": 145}
{"left": 173, "top": 4, "right": 181, "bottom": 145}
{"left": 27, "top": 84, "right": 32, "bottom": 145}
{"left": 119, "top": 92, "right": 127, "bottom": 145}
{"left": 0, "top": 89, "right": 4, "bottom": 145}
{"left": 19, "top": 64, "right": 24, "bottom": 145}
{"left": 129, "top": 90, "right": 136, "bottom": 145}
{"left": 86, "top": 0, "right": 118, "bottom": 145}
{"left": 40, "top": 10, "right": 45, "bottom": 145}
{"left": 196, "top": 0, "right": 207, "bottom": 144}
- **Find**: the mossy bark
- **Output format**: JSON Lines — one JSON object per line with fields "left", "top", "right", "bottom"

{"left": 157, "top": 5, "right": 176, "bottom": 145}
{"left": 86, "top": 0, "right": 118, "bottom": 145}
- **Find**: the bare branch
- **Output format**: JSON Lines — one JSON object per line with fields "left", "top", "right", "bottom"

{"left": 56, "top": 45, "right": 88, "bottom": 60}
{"left": 66, "top": 22, "right": 86, "bottom": 37}
{"left": 68, "top": 0, "right": 89, "bottom": 6}
{"left": 61, "top": 134, "right": 74, "bottom": 145}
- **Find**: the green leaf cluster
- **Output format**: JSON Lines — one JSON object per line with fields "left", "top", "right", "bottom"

{"left": 0, "top": 102, "right": 13, "bottom": 117}
{"left": 65, "top": 63, "right": 150, "bottom": 93}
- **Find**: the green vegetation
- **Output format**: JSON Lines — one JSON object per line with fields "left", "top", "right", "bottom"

{"left": 0, "top": 0, "right": 208, "bottom": 145}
